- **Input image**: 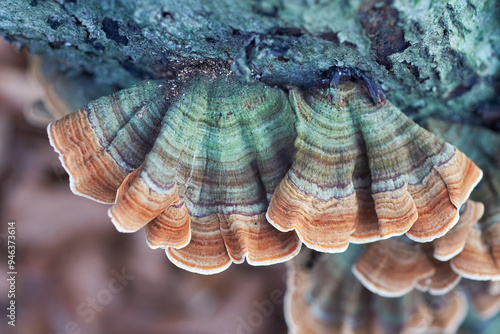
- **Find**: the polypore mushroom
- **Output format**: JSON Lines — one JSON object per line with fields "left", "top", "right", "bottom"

{"left": 267, "top": 80, "right": 482, "bottom": 253}
{"left": 352, "top": 237, "right": 436, "bottom": 298}
{"left": 48, "top": 79, "right": 167, "bottom": 203}
{"left": 450, "top": 225, "right": 500, "bottom": 280}
{"left": 424, "top": 120, "right": 500, "bottom": 281}
{"left": 48, "top": 75, "right": 301, "bottom": 274}
{"left": 285, "top": 248, "right": 468, "bottom": 334}
{"left": 433, "top": 200, "right": 485, "bottom": 261}
{"left": 48, "top": 70, "right": 485, "bottom": 275}
{"left": 415, "top": 257, "right": 462, "bottom": 296}
{"left": 353, "top": 200, "right": 483, "bottom": 297}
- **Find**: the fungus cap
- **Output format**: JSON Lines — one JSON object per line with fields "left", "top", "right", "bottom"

{"left": 285, "top": 248, "right": 468, "bottom": 334}
{"left": 267, "top": 82, "right": 482, "bottom": 252}
{"left": 353, "top": 201, "right": 483, "bottom": 297}
{"left": 48, "top": 76, "right": 302, "bottom": 274}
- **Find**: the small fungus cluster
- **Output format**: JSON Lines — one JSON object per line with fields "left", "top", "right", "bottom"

{"left": 283, "top": 119, "right": 500, "bottom": 333}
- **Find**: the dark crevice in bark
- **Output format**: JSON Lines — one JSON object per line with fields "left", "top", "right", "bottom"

{"left": 358, "top": 0, "right": 410, "bottom": 70}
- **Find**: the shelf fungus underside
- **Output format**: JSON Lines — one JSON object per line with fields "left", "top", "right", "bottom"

{"left": 286, "top": 249, "right": 468, "bottom": 334}
{"left": 352, "top": 200, "right": 485, "bottom": 298}
{"left": 48, "top": 76, "right": 301, "bottom": 274}
{"left": 425, "top": 119, "right": 500, "bottom": 281}
{"left": 267, "top": 82, "right": 482, "bottom": 252}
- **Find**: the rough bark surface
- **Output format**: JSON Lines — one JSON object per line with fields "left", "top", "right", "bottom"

{"left": 1, "top": 0, "right": 499, "bottom": 122}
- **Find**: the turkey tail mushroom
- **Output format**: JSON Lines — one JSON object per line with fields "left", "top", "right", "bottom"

{"left": 267, "top": 81, "right": 482, "bottom": 253}
{"left": 49, "top": 75, "right": 302, "bottom": 274}
{"left": 352, "top": 237, "right": 435, "bottom": 298}
{"left": 48, "top": 79, "right": 169, "bottom": 203}
{"left": 424, "top": 119, "right": 500, "bottom": 281}
{"left": 353, "top": 200, "right": 483, "bottom": 297}
{"left": 433, "top": 201, "right": 485, "bottom": 261}
{"left": 285, "top": 248, "right": 468, "bottom": 334}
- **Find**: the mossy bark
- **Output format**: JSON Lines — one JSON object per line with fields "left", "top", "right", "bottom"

{"left": 1, "top": 0, "right": 499, "bottom": 123}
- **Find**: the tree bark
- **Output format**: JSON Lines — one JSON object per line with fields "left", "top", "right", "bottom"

{"left": 1, "top": 0, "right": 499, "bottom": 123}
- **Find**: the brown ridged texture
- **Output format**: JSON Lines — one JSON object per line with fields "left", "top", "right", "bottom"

{"left": 267, "top": 82, "right": 482, "bottom": 253}
{"left": 434, "top": 151, "right": 483, "bottom": 207}
{"left": 167, "top": 216, "right": 232, "bottom": 274}
{"left": 50, "top": 76, "right": 301, "bottom": 274}
{"left": 166, "top": 213, "right": 301, "bottom": 273}
{"left": 285, "top": 249, "right": 468, "bottom": 334}
{"left": 416, "top": 257, "right": 461, "bottom": 296}
{"left": 448, "top": 198, "right": 500, "bottom": 282}
{"left": 450, "top": 226, "right": 500, "bottom": 280}
{"left": 349, "top": 188, "right": 379, "bottom": 243}
{"left": 424, "top": 119, "right": 500, "bottom": 282}
{"left": 49, "top": 75, "right": 303, "bottom": 274}
{"left": 352, "top": 238, "right": 436, "bottom": 298}
{"left": 353, "top": 201, "right": 482, "bottom": 297}
{"left": 449, "top": 180, "right": 500, "bottom": 281}
{"left": 433, "top": 201, "right": 485, "bottom": 261}
{"left": 48, "top": 79, "right": 172, "bottom": 203}
{"left": 48, "top": 107, "right": 129, "bottom": 203}
{"left": 109, "top": 166, "right": 182, "bottom": 233}
{"left": 108, "top": 76, "right": 302, "bottom": 274}
{"left": 268, "top": 173, "right": 359, "bottom": 252}
{"left": 404, "top": 169, "right": 460, "bottom": 241}
{"left": 145, "top": 202, "right": 191, "bottom": 249}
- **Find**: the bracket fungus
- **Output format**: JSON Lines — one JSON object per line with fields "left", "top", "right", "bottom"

{"left": 286, "top": 248, "right": 468, "bottom": 334}
{"left": 267, "top": 80, "right": 482, "bottom": 253}
{"left": 450, "top": 221, "right": 500, "bottom": 281}
{"left": 49, "top": 67, "right": 484, "bottom": 275}
{"left": 352, "top": 237, "right": 437, "bottom": 298}
{"left": 424, "top": 119, "right": 500, "bottom": 281}
{"left": 49, "top": 75, "right": 302, "bottom": 274}
{"left": 353, "top": 200, "right": 484, "bottom": 297}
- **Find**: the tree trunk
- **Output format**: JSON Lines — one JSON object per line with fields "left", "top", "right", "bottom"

{"left": 1, "top": 0, "right": 499, "bottom": 123}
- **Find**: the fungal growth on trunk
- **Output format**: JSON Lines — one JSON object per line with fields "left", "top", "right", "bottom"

{"left": 3, "top": 0, "right": 499, "bottom": 332}
{"left": 49, "top": 74, "right": 302, "bottom": 274}
{"left": 48, "top": 69, "right": 485, "bottom": 274}
{"left": 285, "top": 248, "right": 469, "bottom": 334}
{"left": 352, "top": 200, "right": 484, "bottom": 298}
{"left": 424, "top": 120, "right": 500, "bottom": 281}
{"left": 267, "top": 80, "right": 482, "bottom": 252}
